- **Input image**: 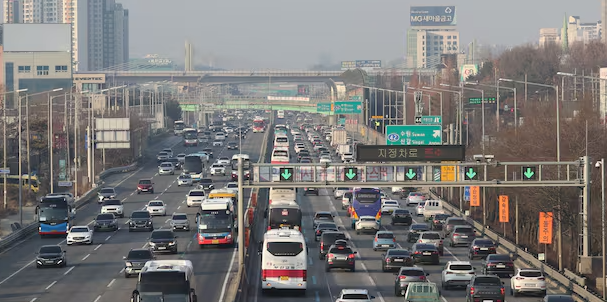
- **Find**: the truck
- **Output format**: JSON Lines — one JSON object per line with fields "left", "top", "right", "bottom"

{"left": 336, "top": 144, "right": 352, "bottom": 156}
{"left": 331, "top": 129, "right": 347, "bottom": 147}
{"left": 465, "top": 275, "right": 506, "bottom": 302}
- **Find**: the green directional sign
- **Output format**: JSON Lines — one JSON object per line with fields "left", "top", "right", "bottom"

{"left": 464, "top": 167, "right": 478, "bottom": 180}
{"left": 385, "top": 125, "right": 442, "bottom": 145}
{"left": 468, "top": 97, "right": 497, "bottom": 105}
{"left": 179, "top": 104, "right": 199, "bottom": 112}
{"left": 405, "top": 168, "right": 418, "bottom": 180}
{"left": 414, "top": 116, "right": 442, "bottom": 125}
{"left": 338, "top": 118, "right": 346, "bottom": 125}
{"left": 279, "top": 168, "right": 294, "bottom": 182}
{"left": 344, "top": 167, "right": 358, "bottom": 181}
{"left": 334, "top": 101, "right": 362, "bottom": 114}
{"left": 317, "top": 103, "right": 332, "bottom": 112}
{"left": 522, "top": 166, "right": 536, "bottom": 180}
{"left": 349, "top": 95, "right": 361, "bottom": 101}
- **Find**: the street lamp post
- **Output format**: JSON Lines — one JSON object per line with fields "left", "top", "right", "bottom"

{"left": 16, "top": 89, "right": 29, "bottom": 225}
{"left": 597, "top": 158, "right": 606, "bottom": 297}
{"left": 465, "top": 81, "right": 518, "bottom": 130}
{"left": 48, "top": 89, "right": 65, "bottom": 193}
{"left": 408, "top": 87, "right": 444, "bottom": 123}
{"left": 442, "top": 84, "right": 485, "bottom": 152}
{"left": 3, "top": 89, "right": 27, "bottom": 209}
{"left": 557, "top": 72, "right": 607, "bottom": 121}
{"left": 422, "top": 86, "right": 463, "bottom": 144}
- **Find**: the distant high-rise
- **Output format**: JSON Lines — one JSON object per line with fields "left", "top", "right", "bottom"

{"left": 3, "top": 0, "right": 22, "bottom": 23}
{"left": 406, "top": 6, "right": 459, "bottom": 69}
{"left": 22, "top": 0, "right": 63, "bottom": 23}
{"left": 602, "top": 0, "right": 607, "bottom": 44}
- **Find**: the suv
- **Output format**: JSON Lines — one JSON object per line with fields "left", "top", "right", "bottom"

{"left": 128, "top": 210, "right": 154, "bottom": 232}
{"left": 137, "top": 179, "right": 154, "bottom": 194}
{"left": 325, "top": 244, "right": 356, "bottom": 272}
{"left": 481, "top": 254, "right": 515, "bottom": 277}
{"left": 319, "top": 231, "right": 347, "bottom": 259}
{"left": 100, "top": 199, "right": 124, "bottom": 218}
{"left": 94, "top": 213, "right": 118, "bottom": 231}
{"left": 304, "top": 187, "right": 319, "bottom": 196}
{"left": 394, "top": 266, "right": 429, "bottom": 296}
{"left": 441, "top": 261, "right": 475, "bottom": 289}
{"left": 148, "top": 229, "right": 178, "bottom": 254}
{"left": 466, "top": 275, "right": 506, "bottom": 302}
{"left": 123, "top": 248, "right": 155, "bottom": 278}
{"left": 448, "top": 225, "right": 476, "bottom": 247}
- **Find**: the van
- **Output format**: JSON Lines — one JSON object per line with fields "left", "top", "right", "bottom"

{"left": 422, "top": 200, "right": 445, "bottom": 221}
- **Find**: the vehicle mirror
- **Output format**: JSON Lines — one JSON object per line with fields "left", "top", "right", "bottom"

{"left": 353, "top": 251, "right": 358, "bottom": 254}
{"left": 63, "top": 251, "right": 66, "bottom": 253}
{"left": 426, "top": 272, "right": 430, "bottom": 276}
{"left": 371, "top": 296, "right": 376, "bottom": 299}
{"left": 123, "top": 256, "right": 127, "bottom": 260}
{"left": 174, "top": 236, "right": 178, "bottom": 238}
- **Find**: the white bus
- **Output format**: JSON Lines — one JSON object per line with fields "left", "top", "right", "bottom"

{"left": 174, "top": 121, "right": 186, "bottom": 136}
{"left": 273, "top": 135, "right": 289, "bottom": 148}
{"left": 270, "top": 147, "right": 290, "bottom": 164}
{"left": 183, "top": 128, "right": 198, "bottom": 147}
{"left": 277, "top": 110, "right": 285, "bottom": 119}
{"left": 131, "top": 260, "right": 198, "bottom": 302}
{"left": 260, "top": 228, "right": 307, "bottom": 294}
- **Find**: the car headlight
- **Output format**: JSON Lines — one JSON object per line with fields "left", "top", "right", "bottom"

{"left": 125, "top": 262, "right": 132, "bottom": 267}
{"left": 226, "top": 234, "right": 232, "bottom": 239}
{"left": 148, "top": 242, "right": 156, "bottom": 246}
{"left": 168, "top": 242, "right": 176, "bottom": 245}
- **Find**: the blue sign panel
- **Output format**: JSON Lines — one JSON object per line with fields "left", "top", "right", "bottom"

{"left": 464, "top": 186, "right": 470, "bottom": 201}
{"left": 410, "top": 6, "right": 456, "bottom": 26}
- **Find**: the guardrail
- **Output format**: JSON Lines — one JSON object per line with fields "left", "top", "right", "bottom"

{"left": 0, "top": 131, "right": 171, "bottom": 253}
{"left": 429, "top": 188, "right": 603, "bottom": 302}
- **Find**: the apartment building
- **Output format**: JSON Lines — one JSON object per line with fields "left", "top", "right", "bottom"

{"left": 3, "top": 0, "right": 23, "bottom": 23}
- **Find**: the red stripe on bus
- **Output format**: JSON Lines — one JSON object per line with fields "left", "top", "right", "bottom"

{"left": 263, "top": 269, "right": 306, "bottom": 278}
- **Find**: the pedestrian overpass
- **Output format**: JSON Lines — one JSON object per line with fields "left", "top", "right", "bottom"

{"left": 179, "top": 98, "right": 321, "bottom": 114}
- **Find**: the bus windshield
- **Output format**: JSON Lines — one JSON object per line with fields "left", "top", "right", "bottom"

{"left": 266, "top": 242, "right": 303, "bottom": 256}
{"left": 355, "top": 192, "right": 380, "bottom": 203}
{"left": 273, "top": 150, "right": 288, "bottom": 157}
{"left": 268, "top": 208, "right": 301, "bottom": 228}
{"left": 253, "top": 120, "right": 264, "bottom": 128}
{"left": 39, "top": 207, "right": 68, "bottom": 222}
{"left": 184, "top": 131, "right": 197, "bottom": 139}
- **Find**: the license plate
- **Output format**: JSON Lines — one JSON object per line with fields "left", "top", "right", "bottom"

{"left": 457, "top": 273, "right": 467, "bottom": 276}
{"left": 337, "top": 257, "right": 347, "bottom": 260}
{"left": 525, "top": 283, "right": 536, "bottom": 287}
{"left": 157, "top": 247, "right": 166, "bottom": 250}
{"left": 423, "top": 252, "right": 431, "bottom": 255}
{"left": 212, "top": 240, "right": 219, "bottom": 244}
{"left": 496, "top": 265, "right": 506, "bottom": 268}
{"left": 45, "top": 260, "right": 55, "bottom": 264}
{"left": 461, "top": 235, "right": 468, "bottom": 238}
{"left": 480, "top": 248, "right": 489, "bottom": 250}
{"left": 394, "top": 259, "right": 404, "bottom": 262}
{"left": 381, "top": 245, "right": 389, "bottom": 247}
{"left": 280, "top": 276, "right": 289, "bottom": 281}
{"left": 483, "top": 300, "right": 493, "bottom": 302}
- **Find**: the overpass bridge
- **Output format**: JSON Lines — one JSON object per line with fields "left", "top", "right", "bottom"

{"left": 179, "top": 98, "right": 321, "bottom": 113}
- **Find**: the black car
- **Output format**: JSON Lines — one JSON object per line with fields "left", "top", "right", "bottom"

{"left": 129, "top": 210, "right": 154, "bottom": 232}
{"left": 407, "top": 223, "right": 431, "bottom": 242}
{"left": 319, "top": 231, "right": 348, "bottom": 259}
{"left": 313, "top": 211, "right": 334, "bottom": 229}
{"left": 381, "top": 249, "right": 413, "bottom": 271}
{"left": 390, "top": 209, "right": 413, "bottom": 226}
{"left": 304, "top": 187, "right": 319, "bottom": 196}
{"left": 411, "top": 243, "right": 440, "bottom": 264}
{"left": 227, "top": 142, "right": 239, "bottom": 150}
{"left": 481, "top": 254, "right": 515, "bottom": 277}
{"left": 36, "top": 245, "right": 66, "bottom": 268}
{"left": 164, "top": 158, "right": 182, "bottom": 170}
{"left": 298, "top": 151, "right": 310, "bottom": 161}
{"left": 202, "top": 148, "right": 214, "bottom": 158}
{"left": 315, "top": 223, "right": 338, "bottom": 241}
{"left": 94, "top": 213, "right": 118, "bottom": 231}
{"left": 300, "top": 158, "right": 312, "bottom": 164}
{"left": 198, "top": 178, "right": 215, "bottom": 191}
{"left": 325, "top": 244, "right": 357, "bottom": 272}
{"left": 123, "top": 248, "right": 155, "bottom": 278}
{"left": 148, "top": 230, "right": 178, "bottom": 254}
{"left": 468, "top": 239, "right": 497, "bottom": 260}
{"left": 431, "top": 213, "right": 451, "bottom": 230}
{"left": 394, "top": 267, "right": 429, "bottom": 296}
{"left": 466, "top": 275, "right": 506, "bottom": 302}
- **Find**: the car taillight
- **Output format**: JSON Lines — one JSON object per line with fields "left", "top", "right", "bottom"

{"left": 393, "top": 238, "right": 396, "bottom": 242}
{"left": 537, "top": 277, "right": 545, "bottom": 281}
{"left": 267, "top": 226, "right": 271, "bottom": 231}
{"left": 399, "top": 275, "right": 407, "bottom": 280}
{"left": 262, "top": 270, "right": 267, "bottom": 281}
{"left": 472, "top": 246, "right": 479, "bottom": 250}
{"left": 445, "top": 271, "right": 453, "bottom": 274}
{"left": 487, "top": 263, "right": 496, "bottom": 267}
{"left": 439, "top": 240, "right": 443, "bottom": 244}
{"left": 386, "top": 258, "right": 391, "bottom": 263}
{"left": 418, "top": 240, "right": 423, "bottom": 243}
{"left": 500, "top": 287, "right": 505, "bottom": 295}
{"left": 320, "top": 243, "right": 324, "bottom": 250}
{"left": 489, "top": 247, "right": 496, "bottom": 250}
{"left": 507, "top": 262, "right": 514, "bottom": 267}
{"left": 515, "top": 277, "right": 525, "bottom": 280}
{"left": 432, "top": 251, "right": 439, "bottom": 254}
{"left": 434, "top": 220, "right": 439, "bottom": 223}
{"left": 453, "top": 233, "right": 460, "bottom": 236}
{"left": 303, "top": 270, "right": 307, "bottom": 281}
{"left": 316, "top": 230, "right": 321, "bottom": 235}
{"left": 327, "top": 253, "right": 334, "bottom": 259}
{"left": 419, "top": 275, "right": 426, "bottom": 280}
{"left": 413, "top": 251, "right": 421, "bottom": 254}
{"left": 470, "top": 287, "right": 475, "bottom": 295}
{"left": 374, "top": 237, "right": 378, "bottom": 242}
{"left": 348, "top": 254, "right": 355, "bottom": 259}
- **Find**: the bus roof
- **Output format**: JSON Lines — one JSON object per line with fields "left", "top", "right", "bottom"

{"left": 231, "top": 154, "right": 250, "bottom": 160}
{"left": 264, "top": 228, "right": 305, "bottom": 241}
{"left": 142, "top": 260, "right": 193, "bottom": 273}
{"left": 200, "top": 201, "right": 231, "bottom": 210}
{"left": 273, "top": 146, "right": 289, "bottom": 151}
{"left": 184, "top": 128, "right": 197, "bottom": 131}
{"left": 209, "top": 188, "right": 236, "bottom": 195}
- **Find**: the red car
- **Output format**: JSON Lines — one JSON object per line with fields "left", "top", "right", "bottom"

{"left": 137, "top": 179, "right": 154, "bottom": 194}
{"left": 231, "top": 170, "right": 250, "bottom": 181}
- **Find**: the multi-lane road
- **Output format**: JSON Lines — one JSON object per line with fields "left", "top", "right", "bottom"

{"left": 0, "top": 130, "right": 266, "bottom": 302}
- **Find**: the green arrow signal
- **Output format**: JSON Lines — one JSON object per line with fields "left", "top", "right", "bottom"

{"left": 281, "top": 169, "right": 292, "bottom": 180}
{"left": 406, "top": 169, "right": 416, "bottom": 180}
{"left": 524, "top": 167, "right": 535, "bottom": 179}
{"left": 466, "top": 168, "right": 477, "bottom": 179}
{"left": 345, "top": 169, "right": 356, "bottom": 180}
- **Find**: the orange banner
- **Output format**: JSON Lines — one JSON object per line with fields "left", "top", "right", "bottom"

{"left": 470, "top": 186, "right": 480, "bottom": 206}
{"left": 499, "top": 195, "right": 509, "bottom": 222}
{"left": 538, "top": 212, "right": 553, "bottom": 244}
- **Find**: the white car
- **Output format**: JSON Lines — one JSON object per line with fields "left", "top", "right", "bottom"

{"left": 335, "top": 289, "right": 374, "bottom": 302}
{"left": 406, "top": 192, "right": 426, "bottom": 206}
{"left": 215, "top": 132, "right": 226, "bottom": 140}
{"left": 510, "top": 268, "right": 547, "bottom": 296}
{"left": 415, "top": 201, "right": 426, "bottom": 216}
{"left": 66, "top": 225, "right": 94, "bottom": 245}
{"left": 441, "top": 261, "right": 475, "bottom": 289}
{"left": 101, "top": 199, "right": 124, "bottom": 218}
{"left": 224, "top": 127, "right": 234, "bottom": 133}
{"left": 146, "top": 200, "right": 167, "bottom": 216}
{"left": 224, "top": 182, "right": 238, "bottom": 193}
{"left": 176, "top": 153, "right": 187, "bottom": 163}
{"left": 212, "top": 140, "right": 224, "bottom": 147}
{"left": 177, "top": 174, "right": 193, "bottom": 186}
{"left": 210, "top": 164, "right": 226, "bottom": 176}
{"left": 162, "top": 148, "right": 173, "bottom": 158}
{"left": 355, "top": 216, "right": 380, "bottom": 234}
{"left": 319, "top": 156, "right": 331, "bottom": 164}
{"left": 294, "top": 143, "right": 305, "bottom": 153}
{"left": 381, "top": 200, "right": 400, "bottom": 214}
{"left": 333, "top": 187, "right": 349, "bottom": 199}
{"left": 216, "top": 157, "right": 230, "bottom": 166}
{"left": 158, "top": 162, "right": 175, "bottom": 175}
{"left": 186, "top": 189, "right": 206, "bottom": 207}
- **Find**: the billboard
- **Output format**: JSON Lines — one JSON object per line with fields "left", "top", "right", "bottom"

{"left": 341, "top": 60, "right": 382, "bottom": 70}
{"left": 95, "top": 118, "right": 131, "bottom": 149}
{"left": 267, "top": 96, "right": 309, "bottom": 102}
{"left": 460, "top": 64, "right": 479, "bottom": 82}
{"left": 600, "top": 68, "right": 607, "bottom": 121}
{"left": 73, "top": 74, "right": 106, "bottom": 84}
{"left": 3, "top": 23, "right": 72, "bottom": 52}
{"left": 410, "top": 6, "right": 456, "bottom": 27}
{"left": 341, "top": 61, "right": 356, "bottom": 70}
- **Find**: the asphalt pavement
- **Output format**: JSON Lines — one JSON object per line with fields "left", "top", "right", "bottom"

{"left": 0, "top": 131, "right": 266, "bottom": 302}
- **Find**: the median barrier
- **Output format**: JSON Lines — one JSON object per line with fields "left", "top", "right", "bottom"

{"left": 429, "top": 188, "right": 603, "bottom": 302}
{"left": 0, "top": 131, "right": 171, "bottom": 253}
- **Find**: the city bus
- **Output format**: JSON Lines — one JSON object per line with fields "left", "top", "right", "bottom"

{"left": 131, "top": 260, "right": 199, "bottom": 302}
{"left": 270, "top": 147, "right": 290, "bottom": 164}
{"left": 36, "top": 194, "right": 75, "bottom": 236}
{"left": 274, "top": 135, "right": 289, "bottom": 148}
{"left": 0, "top": 174, "right": 41, "bottom": 193}
{"left": 183, "top": 128, "right": 198, "bottom": 147}
{"left": 349, "top": 187, "right": 382, "bottom": 229}
{"left": 183, "top": 155, "right": 204, "bottom": 182}
{"left": 174, "top": 121, "right": 186, "bottom": 136}
{"left": 260, "top": 228, "right": 307, "bottom": 295}
{"left": 196, "top": 201, "right": 235, "bottom": 247}
{"left": 231, "top": 154, "right": 250, "bottom": 170}
{"left": 266, "top": 200, "right": 302, "bottom": 230}
{"left": 274, "top": 124, "right": 287, "bottom": 136}
{"left": 253, "top": 117, "right": 266, "bottom": 133}
{"left": 277, "top": 110, "right": 285, "bottom": 119}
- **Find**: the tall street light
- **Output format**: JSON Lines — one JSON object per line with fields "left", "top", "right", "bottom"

{"left": 557, "top": 72, "right": 607, "bottom": 120}
{"left": 443, "top": 84, "right": 484, "bottom": 150}
{"left": 3, "top": 89, "right": 27, "bottom": 209}
{"left": 408, "top": 87, "right": 444, "bottom": 121}
{"left": 422, "top": 86, "right": 463, "bottom": 144}
{"left": 465, "top": 81, "right": 518, "bottom": 130}
{"left": 499, "top": 78, "right": 559, "bottom": 163}
{"left": 16, "top": 89, "right": 29, "bottom": 225}
{"left": 48, "top": 88, "right": 65, "bottom": 193}
{"left": 596, "top": 158, "right": 606, "bottom": 298}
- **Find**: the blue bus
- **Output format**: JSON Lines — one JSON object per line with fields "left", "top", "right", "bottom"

{"left": 36, "top": 195, "right": 74, "bottom": 236}
{"left": 349, "top": 188, "right": 382, "bottom": 229}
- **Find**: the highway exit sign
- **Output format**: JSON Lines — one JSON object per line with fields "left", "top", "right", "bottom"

{"left": 385, "top": 125, "right": 442, "bottom": 145}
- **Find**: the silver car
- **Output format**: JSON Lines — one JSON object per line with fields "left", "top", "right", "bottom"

{"left": 97, "top": 187, "right": 117, "bottom": 203}
{"left": 158, "top": 162, "right": 175, "bottom": 175}
{"left": 448, "top": 225, "right": 476, "bottom": 247}
{"left": 417, "top": 231, "right": 444, "bottom": 255}
{"left": 334, "top": 187, "right": 350, "bottom": 199}
{"left": 170, "top": 213, "right": 190, "bottom": 231}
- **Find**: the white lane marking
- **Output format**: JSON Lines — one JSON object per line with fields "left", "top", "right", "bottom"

{"left": 119, "top": 267, "right": 125, "bottom": 274}
{"left": 93, "top": 295, "right": 102, "bottom": 302}
{"left": 45, "top": 280, "right": 57, "bottom": 290}
{"left": 377, "top": 291, "right": 386, "bottom": 302}
{"left": 82, "top": 254, "right": 90, "bottom": 261}
{"left": 177, "top": 206, "right": 181, "bottom": 209}
{"left": 165, "top": 218, "right": 171, "bottom": 223}
{"left": 107, "top": 278, "right": 115, "bottom": 287}
{"left": 105, "top": 235, "right": 112, "bottom": 241}
{"left": 29, "top": 298, "right": 37, "bottom": 302}
{"left": 63, "top": 266, "right": 75, "bottom": 275}
{"left": 0, "top": 260, "right": 35, "bottom": 285}
{"left": 94, "top": 244, "right": 102, "bottom": 251}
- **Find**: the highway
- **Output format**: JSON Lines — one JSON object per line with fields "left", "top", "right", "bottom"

{"left": 0, "top": 128, "right": 267, "bottom": 302}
